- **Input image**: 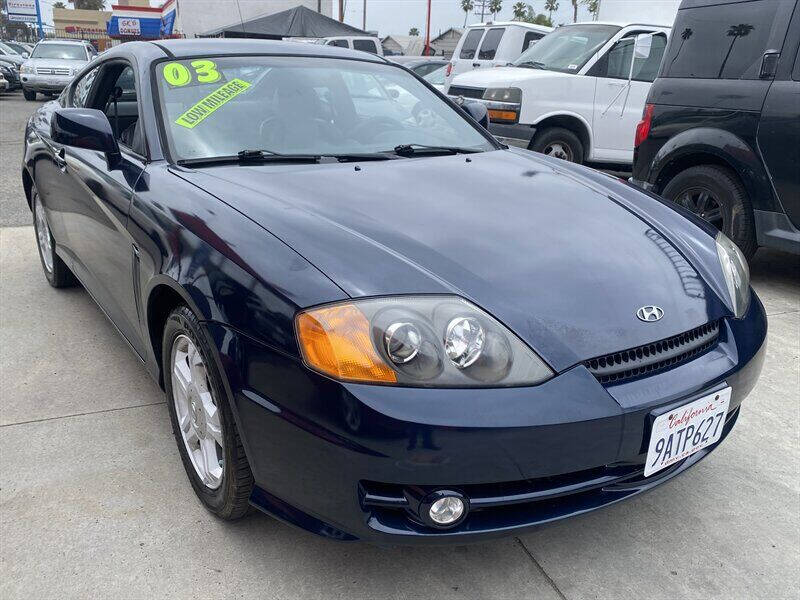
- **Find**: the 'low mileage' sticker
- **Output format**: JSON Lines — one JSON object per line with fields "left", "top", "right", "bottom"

{"left": 174, "top": 78, "right": 252, "bottom": 129}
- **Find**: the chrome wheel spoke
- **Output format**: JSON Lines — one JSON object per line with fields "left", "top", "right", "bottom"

{"left": 200, "top": 391, "right": 223, "bottom": 446}
{"left": 34, "top": 196, "right": 54, "bottom": 273}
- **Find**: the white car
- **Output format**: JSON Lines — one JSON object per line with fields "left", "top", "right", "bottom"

{"left": 447, "top": 22, "right": 671, "bottom": 166}
{"left": 20, "top": 39, "right": 97, "bottom": 100}
{"left": 317, "top": 36, "right": 383, "bottom": 56}
{"left": 445, "top": 21, "right": 553, "bottom": 86}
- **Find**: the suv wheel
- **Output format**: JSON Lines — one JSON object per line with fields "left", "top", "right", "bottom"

{"left": 23, "top": 88, "right": 36, "bottom": 101}
{"left": 530, "top": 127, "right": 584, "bottom": 164}
{"left": 661, "top": 165, "right": 757, "bottom": 259}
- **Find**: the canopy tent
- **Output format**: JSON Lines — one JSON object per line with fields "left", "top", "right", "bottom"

{"left": 202, "top": 5, "right": 369, "bottom": 39}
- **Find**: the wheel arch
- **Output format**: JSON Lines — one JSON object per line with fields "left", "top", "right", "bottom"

{"left": 22, "top": 167, "right": 34, "bottom": 211}
{"left": 530, "top": 112, "right": 592, "bottom": 156}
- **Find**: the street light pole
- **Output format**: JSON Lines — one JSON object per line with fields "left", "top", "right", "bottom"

{"left": 339, "top": 0, "right": 344, "bottom": 22}
{"left": 362, "top": 0, "right": 366, "bottom": 31}
{"left": 424, "top": 0, "right": 431, "bottom": 56}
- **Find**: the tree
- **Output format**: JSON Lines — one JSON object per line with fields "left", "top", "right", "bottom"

{"left": 544, "top": 0, "right": 559, "bottom": 22}
{"left": 488, "top": 0, "right": 502, "bottom": 19}
{"left": 460, "top": 0, "right": 474, "bottom": 27}
{"left": 512, "top": 1, "right": 527, "bottom": 20}
{"left": 52, "top": 1, "right": 67, "bottom": 8}
{"left": 510, "top": 3, "right": 552, "bottom": 26}
{"left": 71, "top": 0, "right": 106, "bottom": 10}
{"left": 581, "top": 0, "right": 599, "bottom": 19}
{"left": 719, "top": 23, "right": 754, "bottom": 78}
{"left": 570, "top": 0, "right": 578, "bottom": 22}
{"left": 409, "top": 27, "right": 420, "bottom": 36}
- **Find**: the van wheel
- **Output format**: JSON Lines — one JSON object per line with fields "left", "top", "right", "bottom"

{"left": 23, "top": 88, "right": 36, "bottom": 101}
{"left": 530, "top": 127, "right": 584, "bottom": 164}
{"left": 661, "top": 165, "right": 757, "bottom": 259}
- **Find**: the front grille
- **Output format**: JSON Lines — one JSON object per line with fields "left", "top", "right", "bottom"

{"left": 36, "top": 67, "right": 70, "bottom": 76}
{"left": 584, "top": 321, "right": 721, "bottom": 385}
{"left": 448, "top": 85, "right": 485, "bottom": 99}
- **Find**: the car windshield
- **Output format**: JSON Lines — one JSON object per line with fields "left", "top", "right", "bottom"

{"left": 2, "top": 41, "right": 26, "bottom": 55}
{"left": 31, "top": 43, "right": 87, "bottom": 60}
{"left": 155, "top": 55, "right": 494, "bottom": 161}
{"left": 512, "top": 24, "right": 621, "bottom": 72}
{"left": 423, "top": 65, "right": 446, "bottom": 86}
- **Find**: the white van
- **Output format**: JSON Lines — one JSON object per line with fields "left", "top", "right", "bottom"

{"left": 318, "top": 36, "right": 384, "bottom": 56}
{"left": 447, "top": 22, "right": 670, "bottom": 165}
{"left": 445, "top": 22, "right": 552, "bottom": 86}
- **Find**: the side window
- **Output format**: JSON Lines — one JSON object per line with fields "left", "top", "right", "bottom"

{"left": 327, "top": 39, "right": 349, "bottom": 48}
{"left": 522, "top": 31, "right": 544, "bottom": 53}
{"left": 634, "top": 34, "right": 667, "bottom": 82}
{"left": 596, "top": 33, "right": 667, "bottom": 82}
{"left": 353, "top": 39, "right": 378, "bottom": 54}
{"left": 478, "top": 28, "right": 505, "bottom": 60}
{"left": 71, "top": 67, "right": 99, "bottom": 108}
{"left": 97, "top": 64, "right": 142, "bottom": 154}
{"left": 661, "top": 0, "right": 794, "bottom": 80}
{"left": 460, "top": 29, "right": 484, "bottom": 59}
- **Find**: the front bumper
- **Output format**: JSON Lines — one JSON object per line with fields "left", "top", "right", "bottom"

{"left": 208, "top": 291, "right": 767, "bottom": 544}
{"left": 21, "top": 73, "right": 73, "bottom": 92}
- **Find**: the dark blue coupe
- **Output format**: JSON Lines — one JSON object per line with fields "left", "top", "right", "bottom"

{"left": 22, "top": 39, "right": 767, "bottom": 543}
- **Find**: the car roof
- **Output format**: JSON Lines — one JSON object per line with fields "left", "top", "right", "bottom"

{"left": 466, "top": 21, "right": 552, "bottom": 30}
{"left": 36, "top": 39, "right": 92, "bottom": 45}
{"left": 565, "top": 21, "right": 673, "bottom": 29}
{"left": 148, "top": 38, "right": 386, "bottom": 62}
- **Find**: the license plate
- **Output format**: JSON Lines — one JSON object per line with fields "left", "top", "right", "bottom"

{"left": 645, "top": 387, "right": 731, "bottom": 477}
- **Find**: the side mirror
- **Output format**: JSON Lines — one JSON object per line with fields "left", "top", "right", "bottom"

{"left": 462, "top": 101, "right": 489, "bottom": 129}
{"left": 51, "top": 108, "right": 121, "bottom": 168}
{"left": 633, "top": 33, "right": 652, "bottom": 60}
{"left": 388, "top": 88, "right": 400, "bottom": 99}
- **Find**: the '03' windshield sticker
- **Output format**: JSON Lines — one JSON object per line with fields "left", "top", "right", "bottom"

{"left": 162, "top": 59, "right": 225, "bottom": 87}
{"left": 174, "top": 78, "right": 252, "bottom": 129}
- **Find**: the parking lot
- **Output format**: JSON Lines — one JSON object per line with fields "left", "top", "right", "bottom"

{"left": 1, "top": 88, "right": 798, "bottom": 599}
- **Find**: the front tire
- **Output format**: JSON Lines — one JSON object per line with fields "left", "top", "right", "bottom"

{"left": 163, "top": 306, "right": 254, "bottom": 519}
{"left": 661, "top": 165, "right": 757, "bottom": 259}
{"left": 32, "top": 188, "right": 75, "bottom": 288}
{"left": 530, "top": 127, "right": 584, "bottom": 164}
{"left": 23, "top": 88, "right": 36, "bottom": 101}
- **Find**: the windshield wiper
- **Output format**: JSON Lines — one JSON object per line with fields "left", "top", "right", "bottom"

{"left": 323, "top": 153, "right": 394, "bottom": 162}
{"left": 391, "top": 143, "right": 482, "bottom": 157}
{"left": 176, "top": 149, "right": 321, "bottom": 167}
{"left": 516, "top": 60, "right": 546, "bottom": 70}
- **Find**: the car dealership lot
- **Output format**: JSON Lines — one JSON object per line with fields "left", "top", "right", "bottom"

{"left": 1, "top": 90, "right": 798, "bottom": 599}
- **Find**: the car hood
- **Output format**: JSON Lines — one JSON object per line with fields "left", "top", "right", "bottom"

{"left": 25, "top": 58, "right": 86, "bottom": 69}
{"left": 450, "top": 66, "right": 573, "bottom": 89}
{"left": 173, "top": 149, "right": 728, "bottom": 371}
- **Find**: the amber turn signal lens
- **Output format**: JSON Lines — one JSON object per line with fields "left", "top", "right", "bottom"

{"left": 296, "top": 304, "right": 397, "bottom": 383}
{"left": 487, "top": 109, "right": 518, "bottom": 122}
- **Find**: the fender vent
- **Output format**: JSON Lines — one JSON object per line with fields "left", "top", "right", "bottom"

{"left": 584, "top": 321, "right": 721, "bottom": 385}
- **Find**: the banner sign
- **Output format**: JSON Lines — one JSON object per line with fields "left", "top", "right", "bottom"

{"left": 107, "top": 0, "right": 175, "bottom": 39}
{"left": 7, "top": 0, "right": 38, "bottom": 23}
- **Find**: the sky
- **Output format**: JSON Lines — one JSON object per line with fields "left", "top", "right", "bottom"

{"left": 31, "top": 0, "right": 597, "bottom": 37}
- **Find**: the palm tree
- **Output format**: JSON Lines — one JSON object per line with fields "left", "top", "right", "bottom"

{"left": 72, "top": 0, "right": 106, "bottom": 9}
{"left": 512, "top": 1, "right": 527, "bottom": 20}
{"left": 52, "top": 1, "right": 67, "bottom": 8}
{"left": 582, "top": 0, "right": 599, "bottom": 20}
{"left": 489, "top": 0, "right": 502, "bottom": 19}
{"left": 461, "top": 0, "right": 475, "bottom": 27}
{"left": 718, "top": 23, "right": 754, "bottom": 78}
{"left": 570, "top": 0, "right": 578, "bottom": 22}
{"left": 544, "top": 0, "right": 559, "bottom": 22}
{"left": 409, "top": 27, "right": 420, "bottom": 36}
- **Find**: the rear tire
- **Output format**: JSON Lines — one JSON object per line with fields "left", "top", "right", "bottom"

{"left": 32, "top": 187, "right": 76, "bottom": 288}
{"left": 661, "top": 165, "right": 757, "bottom": 259}
{"left": 163, "top": 306, "right": 254, "bottom": 520}
{"left": 530, "top": 127, "right": 584, "bottom": 164}
{"left": 23, "top": 88, "right": 36, "bottom": 101}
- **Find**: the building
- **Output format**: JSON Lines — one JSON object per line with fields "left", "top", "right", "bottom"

{"left": 381, "top": 34, "right": 424, "bottom": 56}
{"left": 176, "top": 0, "right": 334, "bottom": 38}
{"left": 52, "top": 0, "right": 150, "bottom": 49}
{"left": 430, "top": 27, "right": 463, "bottom": 58}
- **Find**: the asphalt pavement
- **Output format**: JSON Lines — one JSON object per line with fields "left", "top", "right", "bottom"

{"left": 1, "top": 89, "right": 799, "bottom": 599}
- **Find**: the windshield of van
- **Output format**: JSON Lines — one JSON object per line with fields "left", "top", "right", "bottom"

{"left": 31, "top": 43, "right": 87, "bottom": 60}
{"left": 156, "top": 55, "right": 494, "bottom": 161}
{"left": 512, "top": 24, "right": 620, "bottom": 72}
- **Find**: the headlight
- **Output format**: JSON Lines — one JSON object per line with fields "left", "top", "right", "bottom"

{"left": 20, "top": 63, "right": 34, "bottom": 74}
{"left": 715, "top": 232, "right": 750, "bottom": 318}
{"left": 296, "top": 296, "right": 553, "bottom": 387}
{"left": 482, "top": 87, "right": 521, "bottom": 103}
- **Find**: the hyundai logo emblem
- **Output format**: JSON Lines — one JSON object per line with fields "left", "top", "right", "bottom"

{"left": 637, "top": 306, "right": 664, "bottom": 322}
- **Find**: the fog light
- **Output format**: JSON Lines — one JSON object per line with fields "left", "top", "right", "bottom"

{"left": 429, "top": 496, "right": 465, "bottom": 525}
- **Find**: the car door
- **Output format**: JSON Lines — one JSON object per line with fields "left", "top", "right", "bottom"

{"left": 591, "top": 30, "right": 667, "bottom": 161}
{"left": 56, "top": 60, "right": 148, "bottom": 357}
{"left": 450, "top": 28, "right": 486, "bottom": 80}
{"left": 757, "top": 22, "right": 800, "bottom": 229}
{"left": 473, "top": 27, "right": 507, "bottom": 69}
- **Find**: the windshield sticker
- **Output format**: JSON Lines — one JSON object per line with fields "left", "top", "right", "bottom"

{"left": 162, "top": 59, "right": 225, "bottom": 88}
{"left": 174, "top": 78, "right": 251, "bottom": 129}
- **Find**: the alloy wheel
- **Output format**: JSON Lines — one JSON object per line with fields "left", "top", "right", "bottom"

{"left": 543, "top": 141, "right": 573, "bottom": 161}
{"left": 34, "top": 195, "right": 54, "bottom": 273}
{"left": 675, "top": 186, "right": 725, "bottom": 230}
{"left": 171, "top": 334, "right": 224, "bottom": 489}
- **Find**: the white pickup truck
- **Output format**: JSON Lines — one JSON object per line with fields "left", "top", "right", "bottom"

{"left": 446, "top": 22, "right": 671, "bottom": 165}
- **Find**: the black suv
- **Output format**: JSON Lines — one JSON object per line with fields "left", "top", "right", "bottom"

{"left": 631, "top": 0, "right": 799, "bottom": 258}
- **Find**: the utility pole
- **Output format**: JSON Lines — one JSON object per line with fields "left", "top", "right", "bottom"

{"left": 338, "top": 0, "right": 344, "bottom": 22}
{"left": 424, "top": 0, "right": 431, "bottom": 56}
{"left": 362, "top": 0, "right": 366, "bottom": 30}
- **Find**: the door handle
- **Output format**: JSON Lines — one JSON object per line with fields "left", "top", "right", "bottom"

{"left": 472, "top": 63, "right": 481, "bottom": 67}
{"left": 54, "top": 147, "right": 67, "bottom": 170}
